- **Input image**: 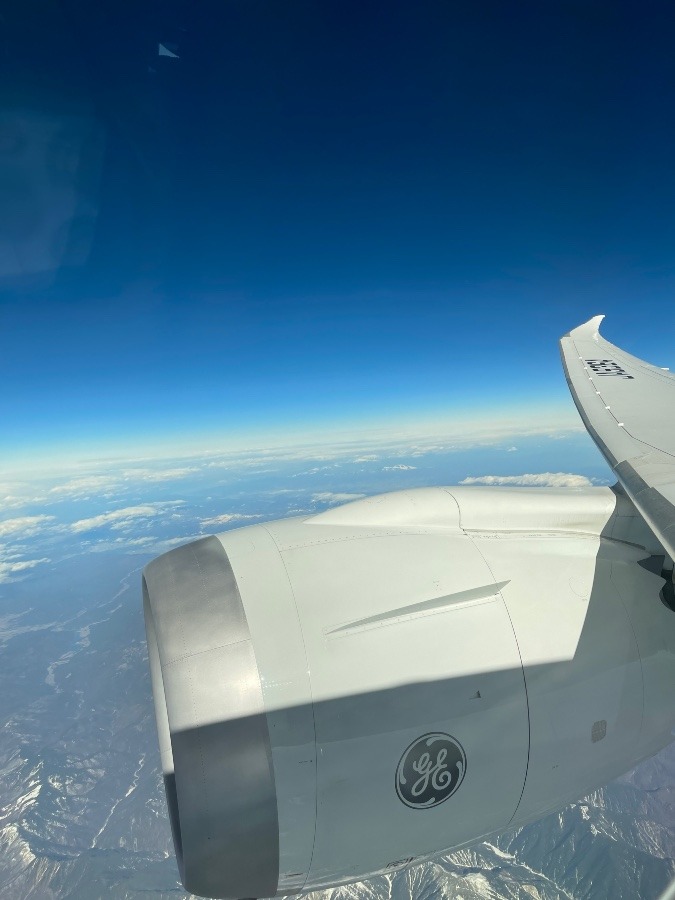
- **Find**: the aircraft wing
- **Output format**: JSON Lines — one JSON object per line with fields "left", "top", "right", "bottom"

{"left": 560, "top": 315, "right": 675, "bottom": 562}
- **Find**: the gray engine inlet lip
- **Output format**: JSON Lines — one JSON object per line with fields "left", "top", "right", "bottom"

{"left": 143, "top": 534, "right": 280, "bottom": 899}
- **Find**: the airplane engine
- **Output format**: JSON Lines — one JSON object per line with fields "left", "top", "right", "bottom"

{"left": 142, "top": 485, "right": 675, "bottom": 900}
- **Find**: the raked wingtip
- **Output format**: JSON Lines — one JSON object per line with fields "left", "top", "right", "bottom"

{"left": 562, "top": 314, "right": 605, "bottom": 341}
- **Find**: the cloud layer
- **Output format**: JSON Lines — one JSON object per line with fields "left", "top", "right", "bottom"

{"left": 459, "top": 473, "right": 594, "bottom": 488}
{"left": 200, "top": 513, "right": 262, "bottom": 527}
{"left": 0, "top": 556, "right": 51, "bottom": 580}
{"left": 68, "top": 502, "right": 184, "bottom": 534}
{"left": 0, "top": 515, "right": 55, "bottom": 538}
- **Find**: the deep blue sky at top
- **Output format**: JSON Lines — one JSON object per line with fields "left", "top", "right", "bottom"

{"left": 2, "top": 1, "right": 675, "bottom": 464}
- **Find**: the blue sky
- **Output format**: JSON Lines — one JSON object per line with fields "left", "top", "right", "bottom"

{"left": 2, "top": 1, "right": 675, "bottom": 468}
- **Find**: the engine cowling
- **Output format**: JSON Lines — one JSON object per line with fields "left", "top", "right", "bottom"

{"left": 142, "top": 486, "right": 675, "bottom": 899}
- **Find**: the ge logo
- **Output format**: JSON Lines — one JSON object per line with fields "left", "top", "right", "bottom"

{"left": 395, "top": 733, "right": 466, "bottom": 809}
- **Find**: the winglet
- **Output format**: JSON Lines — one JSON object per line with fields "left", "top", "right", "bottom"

{"left": 564, "top": 314, "right": 605, "bottom": 341}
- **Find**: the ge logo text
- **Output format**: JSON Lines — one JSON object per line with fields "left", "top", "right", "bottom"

{"left": 395, "top": 733, "right": 466, "bottom": 809}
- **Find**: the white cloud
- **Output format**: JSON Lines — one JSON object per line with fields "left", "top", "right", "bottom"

{"left": 49, "top": 475, "right": 119, "bottom": 496}
{"left": 122, "top": 467, "right": 198, "bottom": 482}
{"left": 312, "top": 492, "right": 365, "bottom": 504}
{"left": 67, "top": 502, "right": 184, "bottom": 534}
{"left": 1, "top": 494, "right": 45, "bottom": 510}
{"left": 292, "top": 465, "right": 338, "bottom": 477}
{"left": 38, "top": 467, "right": 199, "bottom": 502}
{"left": 200, "top": 513, "right": 263, "bottom": 527}
{"left": 0, "top": 480, "right": 49, "bottom": 509}
{"left": 0, "top": 557, "right": 50, "bottom": 583}
{"left": 0, "top": 515, "right": 55, "bottom": 537}
{"left": 506, "top": 446, "right": 518, "bottom": 452}
{"left": 147, "top": 534, "right": 206, "bottom": 553}
{"left": 84, "top": 536, "right": 156, "bottom": 553}
{"left": 382, "top": 464, "right": 417, "bottom": 471}
{"left": 459, "top": 473, "right": 593, "bottom": 488}
{"left": 261, "top": 488, "right": 297, "bottom": 496}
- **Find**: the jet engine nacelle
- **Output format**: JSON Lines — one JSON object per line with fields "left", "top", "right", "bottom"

{"left": 142, "top": 486, "right": 675, "bottom": 899}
